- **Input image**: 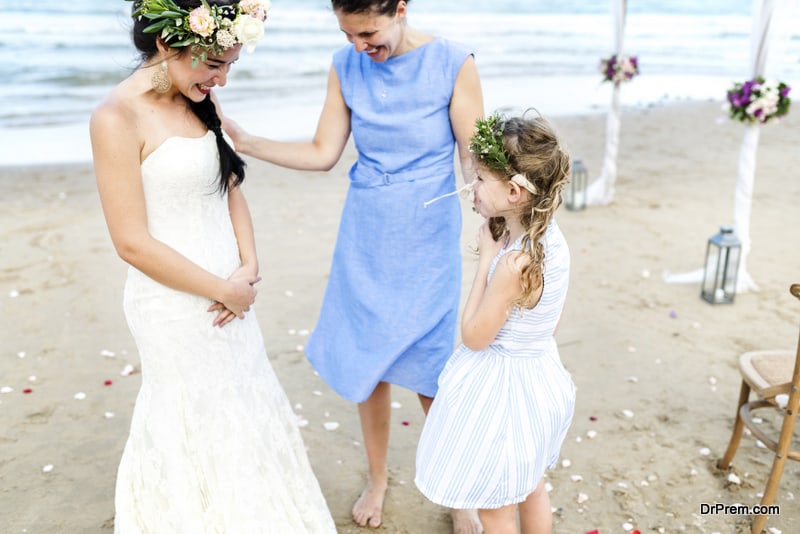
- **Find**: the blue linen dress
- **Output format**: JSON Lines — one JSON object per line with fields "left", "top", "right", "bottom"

{"left": 415, "top": 221, "right": 576, "bottom": 509}
{"left": 304, "top": 38, "right": 473, "bottom": 403}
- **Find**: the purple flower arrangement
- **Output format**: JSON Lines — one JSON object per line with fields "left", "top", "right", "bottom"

{"left": 726, "top": 77, "right": 792, "bottom": 124}
{"left": 599, "top": 54, "right": 639, "bottom": 85}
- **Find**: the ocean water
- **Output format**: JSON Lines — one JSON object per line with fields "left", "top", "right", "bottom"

{"left": 2, "top": 0, "right": 799, "bottom": 165}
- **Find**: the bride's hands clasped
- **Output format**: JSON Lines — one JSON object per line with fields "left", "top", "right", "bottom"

{"left": 208, "top": 266, "right": 261, "bottom": 327}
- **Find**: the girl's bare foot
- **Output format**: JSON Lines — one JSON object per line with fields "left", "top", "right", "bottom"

{"left": 451, "top": 508, "right": 483, "bottom": 533}
{"left": 352, "top": 476, "right": 388, "bottom": 528}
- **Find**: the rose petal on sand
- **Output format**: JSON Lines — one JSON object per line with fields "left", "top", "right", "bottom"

{"left": 641, "top": 269, "right": 651, "bottom": 278}
{"left": 699, "top": 447, "right": 711, "bottom": 456}
{"left": 586, "top": 430, "right": 598, "bottom": 439}
{"left": 74, "top": 392, "right": 86, "bottom": 400}
{"left": 391, "top": 401, "right": 402, "bottom": 408}
{"left": 627, "top": 346, "right": 636, "bottom": 353}
{"left": 28, "top": 376, "right": 37, "bottom": 383}
{"left": 576, "top": 492, "right": 588, "bottom": 504}
{"left": 100, "top": 349, "right": 115, "bottom": 357}
{"left": 9, "top": 289, "right": 19, "bottom": 298}
{"left": 622, "top": 523, "right": 633, "bottom": 531}
{"left": 298, "top": 329, "right": 310, "bottom": 336}
{"left": 294, "top": 403, "right": 303, "bottom": 410}
{"left": 727, "top": 473, "right": 741, "bottom": 484}
{"left": 561, "top": 459, "right": 571, "bottom": 468}
{"left": 622, "top": 409, "right": 634, "bottom": 418}
{"left": 295, "top": 345, "right": 304, "bottom": 352}
{"left": 285, "top": 290, "right": 294, "bottom": 297}
{"left": 17, "top": 351, "right": 26, "bottom": 358}
{"left": 775, "top": 394, "right": 789, "bottom": 408}
{"left": 401, "top": 420, "right": 410, "bottom": 426}
{"left": 323, "top": 421, "right": 339, "bottom": 431}
{"left": 297, "top": 417, "right": 309, "bottom": 428}
{"left": 570, "top": 474, "right": 583, "bottom": 482}
{"left": 312, "top": 390, "right": 322, "bottom": 396}
{"left": 120, "top": 364, "right": 135, "bottom": 376}
{"left": 575, "top": 436, "right": 582, "bottom": 443}
{"left": 288, "top": 329, "right": 297, "bottom": 335}
{"left": 104, "top": 412, "right": 115, "bottom": 419}
{"left": 1, "top": 386, "right": 13, "bottom": 394}
{"left": 626, "top": 375, "right": 639, "bottom": 383}
{"left": 42, "top": 464, "right": 54, "bottom": 473}
{"left": 768, "top": 528, "right": 782, "bottom": 534}
{"left": 104, "top": 380, "right": 113, "bottom": 386}
{"left": 23, "top": 388, "right": 33, "bottom": 394}
{"left": 544, "top": 482, "right": 553, "bottom": 492}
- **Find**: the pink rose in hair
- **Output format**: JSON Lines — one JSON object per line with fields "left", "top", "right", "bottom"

{"left": 239, "top": 0, "right": 270, "bottom": 21}
{"left": 188, "top": 6, "right": 217, "bottom": 37}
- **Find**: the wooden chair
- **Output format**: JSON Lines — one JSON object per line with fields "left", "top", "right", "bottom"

{"left": 718, "top": 283, "right": 800, "bottom": 533}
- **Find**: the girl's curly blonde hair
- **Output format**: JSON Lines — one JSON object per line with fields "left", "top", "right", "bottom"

{"left": 480, "top": 112, "right": 571, "bottom": 309}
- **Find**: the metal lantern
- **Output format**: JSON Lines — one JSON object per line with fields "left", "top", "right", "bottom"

{"left": 565, "top": 158, "right": 588, "bottom": 211}
{"left": 701, "top": 226, "right": 742, "bottom": 304}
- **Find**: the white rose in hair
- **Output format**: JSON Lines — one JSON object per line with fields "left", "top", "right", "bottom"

{"left": 233, "top": 14, "right": 265, "bottom": 53}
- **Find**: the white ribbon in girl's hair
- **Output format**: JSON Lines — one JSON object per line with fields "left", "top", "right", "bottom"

{"left": 510, "top": 173, "right": 537, "bottom": 194}
{"left": 423, "top": 181, "right": 475, "bottom": 208}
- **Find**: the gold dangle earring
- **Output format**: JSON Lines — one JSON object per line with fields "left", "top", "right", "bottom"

{"left": 150, "top": 60, "right": 172, "bottom": 94}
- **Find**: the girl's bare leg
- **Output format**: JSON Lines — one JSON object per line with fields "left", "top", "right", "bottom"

{"left": 518, "top": 480, "right": 552, "bottom": 534}
{"left": 353, "top": 381, "right": 391, "bottom": 528}
{"left": 478, "top": 504, "right": 517, "bottom": 534}
{"left": 419, "top": 393, "right": 484, "bottom": 534}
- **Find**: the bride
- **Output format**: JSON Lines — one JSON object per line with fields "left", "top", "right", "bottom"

{"left": 89, "top": 1, "right": 336, "bottom": 532}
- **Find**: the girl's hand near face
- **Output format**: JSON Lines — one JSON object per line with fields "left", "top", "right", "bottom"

{"left": 476, "top": 219, "right": 505, "bottom": 267}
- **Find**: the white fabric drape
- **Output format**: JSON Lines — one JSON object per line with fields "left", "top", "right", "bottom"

{"left": 732, "top": 0, "right": 777, "bottom": 292}
{"left": 587, "top": 0, "right": 626, "bottom": 205}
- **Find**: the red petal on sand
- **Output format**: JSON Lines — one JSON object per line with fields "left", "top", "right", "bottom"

{"left": 401, "top": 421, "right": 410, "bottom": 426}
{"left": 589, "top": 416, "right": 597, "bottom": 422}
{"left": 585, "top": 530, "right": 600, "bottom": 534}
{"left": 22, "top": 388, "right": 33, "bottom": 394}
{"left": 104, "top": 380, "right": 113, "bottom": 386}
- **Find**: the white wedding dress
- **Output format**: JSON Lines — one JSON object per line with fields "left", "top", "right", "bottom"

{"left": 114, "top": 132, "right": 336, "bottom": 533}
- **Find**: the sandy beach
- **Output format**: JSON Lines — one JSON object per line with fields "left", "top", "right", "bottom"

{"left": 1, "top": 100, "right": 799, "bottom": 533}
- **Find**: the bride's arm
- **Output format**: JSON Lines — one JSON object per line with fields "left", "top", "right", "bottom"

{"left": 208, "top": 184, "right": 260, "bottom": 327}
{"left": 90, "top": 101, "right": 258, "bottom": 319}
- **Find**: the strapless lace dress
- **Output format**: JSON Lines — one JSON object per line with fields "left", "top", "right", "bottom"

{"left": 114, "top": 132, "right": 336, "bottom": 533}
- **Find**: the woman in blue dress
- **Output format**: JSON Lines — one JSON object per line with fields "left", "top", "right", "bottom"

{"left": 224, "top": 0, "right": 484, "bottom": 530}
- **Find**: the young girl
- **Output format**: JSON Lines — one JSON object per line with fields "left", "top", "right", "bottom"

{"left": 415, "top": 112, "right": 576, "bottom": 534}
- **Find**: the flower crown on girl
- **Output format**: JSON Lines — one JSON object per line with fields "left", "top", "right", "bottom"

{"left": 129, "top": 0, "right": 271, "bottom": 65}
{"left": 470, "top": 113, "right": 537, "bottom": 195}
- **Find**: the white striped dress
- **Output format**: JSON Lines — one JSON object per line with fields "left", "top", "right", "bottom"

{"left": 415, "top": 220, "right": 576, "bottom": 509}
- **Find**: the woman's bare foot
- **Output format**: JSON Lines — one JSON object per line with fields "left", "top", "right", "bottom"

{"left": 451, "top": 508, "right": 484, "bottom": 534}
{"left": 352, "top": 476, "right": 388, "bottom": 528}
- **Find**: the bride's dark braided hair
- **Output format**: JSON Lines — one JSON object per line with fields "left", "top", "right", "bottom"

{"left": 131, "top": 0, "right": 246, "bottom": 195}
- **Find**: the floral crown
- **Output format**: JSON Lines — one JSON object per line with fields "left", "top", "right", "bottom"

{"left": 469, "top": 113, "right": 511, "bottom": 173}
{"left": 469, "top": 113, "right": 539, "bottom": 195}
{"left": 129, "top": 0, "right": 270, "bottom": 65}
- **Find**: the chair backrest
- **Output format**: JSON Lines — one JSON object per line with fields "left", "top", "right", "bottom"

{"left": 792, "top": 284, "right": 800, "bottom": 301}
